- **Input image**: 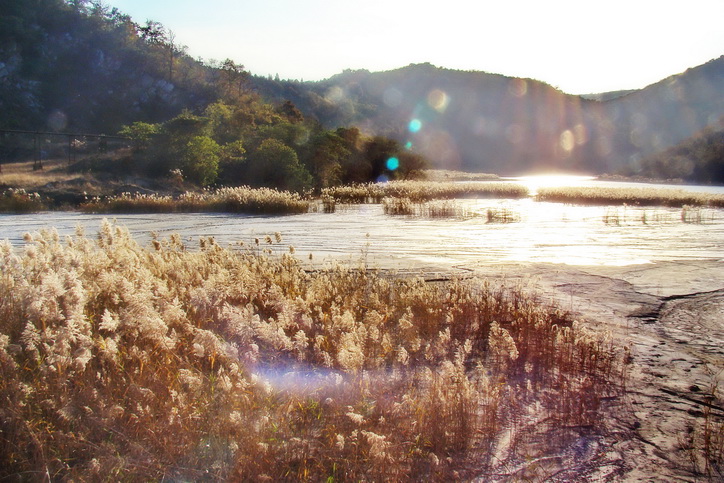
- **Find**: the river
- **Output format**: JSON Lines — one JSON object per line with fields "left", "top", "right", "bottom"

{"left": 2, "top": 176, "right": 723, "bottom": 268}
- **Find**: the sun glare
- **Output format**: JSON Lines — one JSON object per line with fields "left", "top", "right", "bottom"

{"left": 514, "top": 174, "right": 596, "bottom": 196}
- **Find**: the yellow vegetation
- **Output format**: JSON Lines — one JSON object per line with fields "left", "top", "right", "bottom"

{"left": 537, "top": 186, "right": 724, "bottom": 207}
{"left": 0, "top": 221, "right": 624, "bottom": 480}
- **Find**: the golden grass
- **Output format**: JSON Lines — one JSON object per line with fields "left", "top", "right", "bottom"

{"left": 0, "top": 221, "right": 625, "bottom": 480}
{"left": 423, "top": 170, "right": 500, "bottom": 182}
{"left": 324, "top": 180, "right": 529, "bottom": 204}
{"left": 81, "top": 187, "right": 310, "bottom": 214}
{"left": 0, "top": 159, "right": 79, "bottom": 189}
{"left": 537, "top": 186, "right": 724, "bottom": 207}
{"left": 0, "top": 188, "right": 47, "bottom": 213}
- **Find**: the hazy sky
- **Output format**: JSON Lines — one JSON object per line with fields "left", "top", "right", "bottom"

{"left": 108, "top": 0, "right": 723, "bottom": 94}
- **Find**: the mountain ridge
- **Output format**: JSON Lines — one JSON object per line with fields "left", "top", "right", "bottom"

{"left": 251, "top": 56, "right": 723, "bottom": 175}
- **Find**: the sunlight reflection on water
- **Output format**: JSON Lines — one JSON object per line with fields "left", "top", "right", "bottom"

{"left": 1, "top": 179, "right": 723, "bottom": 268}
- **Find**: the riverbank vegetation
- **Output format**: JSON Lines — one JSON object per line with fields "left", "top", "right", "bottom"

{"left": 323, "top": 180, "right": 529, "bottom": 204}
{"left": 0, "top": 221, "right": 626, "bottom": 480}
{"left": 537, "top": 186, "right": 724, "bottom": 207}
{"left": 80, "top": 187, "right": 310, "bottom": 215}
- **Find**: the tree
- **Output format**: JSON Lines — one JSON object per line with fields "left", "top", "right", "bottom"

{"left": 139, "top": 20, "right": 166, "bottom": 44}
{"left": 248, "top": 139, "right": 312, "bottom": 191}
{"left": 118, "top": 121, "right": 160, "bottom": 151}
{"left": 218, "top": 140, "right": 246, "bottom": 183}
{"left": 397, "top": 150, "right": 429, "bottom": 180}
{"left": 307, "top": 131, "right": 349, "bottom": 187}
{"left": 221, "top": 58, "right": 249, "bottom": 99}
{"left": 279, "top": 100, "right": 304, "bottom": 124}
{"left": 363, "top": 136, "right": 401, "bottom": 181}
{"left": 181, "top": 136, "right": 220, "bottom": 186}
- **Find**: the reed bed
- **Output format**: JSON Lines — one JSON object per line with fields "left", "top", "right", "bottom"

{"left": 0, "top": 221, "right": 625, "bottom": 480}
{"left": 324, "top": 180, "right": 529, "bottom": 204}
{"left": 80, "top": 186, "right": 310, "bottom": 214}
{"left": 424, "top": 170, "right": 500, "bottom": 182}
{"left": 0, "top": 188, "right": 47, "bottom": 213}
{"left": 382, "top": 198, "right": 520, "bottom": 222}
{"left": 537, "top": 186, "right": 724, "bottom": 207}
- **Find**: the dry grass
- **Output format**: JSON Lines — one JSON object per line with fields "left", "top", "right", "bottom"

{"left": 81, "top": 187, "right": 310, "bottom": 215}
{"left": 0, "top": 221, "right": 625, "bottom": 480}
{"left": 0, "top": 188, "right": 48, "bottom": 213}
{"left": 424, "top": 170, "right": 500, "bottom": 182}
{"left": 537, "top": 186, "right": 724, "bottom": 207}
{"left": 0, "top": 159, "right": 79, "bottom": 189}
{"left": 324, "top": 181, "right": 529, "bottom": 205}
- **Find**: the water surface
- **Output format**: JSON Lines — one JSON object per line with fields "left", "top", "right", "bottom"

{"left": 2, "top": 178, "right": 723, "bottom": 268}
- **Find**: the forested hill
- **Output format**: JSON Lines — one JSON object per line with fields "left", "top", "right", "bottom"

{"left": 633, "top": 123, "right": 724, "bottom": 184}
{"left": 0, "top": 0, "right": 224, "bottom": 133}
{"left": 253, "top": 58, "right": 724, "bottom": 176}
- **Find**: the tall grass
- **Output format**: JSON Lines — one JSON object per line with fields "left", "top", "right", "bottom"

{"left": 0, "top": 221, "right": 624, "bottom": 480}
{"left": 424, "top": 170, "right": 501, "bottom": 182}
{"left": 80, "top": 186, "right": 310, "bottom": 214}
{"left": 537, "top": 186, "right": 724, "bottom": 207}
{"left": 324, "top": 180, "right": 529, "bottom": 204}
{"left": 0, "top": 188, "right": 47, "bottom": 213}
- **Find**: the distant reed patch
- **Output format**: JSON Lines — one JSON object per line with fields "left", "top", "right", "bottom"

{"left": 537, "top": 186, "right": 724, "bottom": 207}
{"left": 80, "top": 186, "right": 310, "bottom": 214}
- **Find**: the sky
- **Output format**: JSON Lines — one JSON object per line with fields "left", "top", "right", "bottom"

{"left": 107, "top": 0, "right": 724, "bottom": 94}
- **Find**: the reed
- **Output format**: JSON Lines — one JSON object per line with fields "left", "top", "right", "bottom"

{"left": 537, "top": 186, "right": 724, "bottom": 207}
{"left": 0, "top": 188, "right": 47, "bottom": 213}
{"left": 324, "top": 180, "right": 529, "bottom": 204}
{"left": 0, "top": 222, "right": 625, "bottom": 480}
{"left": 424, "top": 169, "right": 501, "bottom": 182}
{"left": 80, "top": 186, "right": 310, "bottom": 214}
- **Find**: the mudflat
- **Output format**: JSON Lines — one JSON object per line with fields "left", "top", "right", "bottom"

{"left": 461, "top": 259, "right": 724, "bottom": 481}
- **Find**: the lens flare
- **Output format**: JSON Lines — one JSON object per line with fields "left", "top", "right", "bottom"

{"left": 427, "top": 89, "right": 449, "bottom": 112}
{"left": 508, "top": 79, "right": 528, "bottom": 97}
{"left": 559, "top": 130, "right": 575, "bottom": 152}
{"left": 405, "top": 141, "right": 413, "bottom": 150}
{"left": 409, "top": 119, "right": 422, "bottom": 133}
{"left": 386, "top": 157, "right": 400, "bottom": 170}
{"left": 325, "top": 86, "right": 345, "bottom": 104}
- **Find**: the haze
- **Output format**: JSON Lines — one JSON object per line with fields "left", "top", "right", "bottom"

{"left": 108, "top": 0, "right": 723, "bottom": 94}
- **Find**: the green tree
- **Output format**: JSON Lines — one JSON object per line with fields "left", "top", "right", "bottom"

{"left": 248, "top": 139, "right": 312, "bottom": 191}
{"left": 181, "top": 136, "right": 220, "bottom": 186}
{"left": 307, "top": 131, "right": 350, "bottom": 187}
{"left": 118, "top": 121, "right": 160, "bottom": 151}
{"left": 363, "top": 135, "right": 401, "bottom": 181}
{"left": 218, "top": 139, "right": 246, "bottom": 183}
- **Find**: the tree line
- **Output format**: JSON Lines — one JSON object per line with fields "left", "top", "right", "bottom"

{"left": 120, "top": 100, "right": 428, "bottom": 190}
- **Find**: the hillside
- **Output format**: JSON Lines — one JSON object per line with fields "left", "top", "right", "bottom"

{"left": 631, "top": 121, "right": 724, "bottom": 183}
{"left": 253, "top": 57, "right": 724, "bottom": 176}
{"left": 0, "top": 0, "right": 220, "bottom": 133}
{"left": 1, "top": 0, "right": 722, "bottom": 179}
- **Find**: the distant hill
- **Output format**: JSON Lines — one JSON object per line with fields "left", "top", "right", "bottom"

{"left": 253, "top": 57, "right": 724, "bottom": 176}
